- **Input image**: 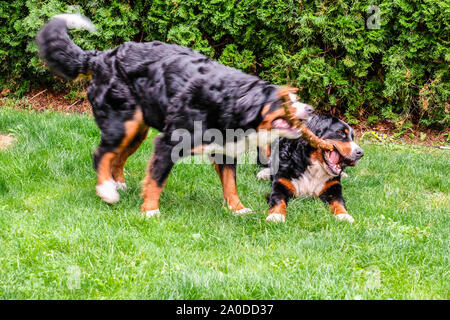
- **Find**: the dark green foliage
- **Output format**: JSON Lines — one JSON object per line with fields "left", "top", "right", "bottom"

{"left": 1, "top": 0, "right": 448, "bottom": 127}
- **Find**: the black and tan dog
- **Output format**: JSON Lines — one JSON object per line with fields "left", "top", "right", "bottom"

{"left": 257, "top": 114, "right": 364, "bottom": 223}
{"left": 36, "top": 14, "right": 315, "bottom": 217}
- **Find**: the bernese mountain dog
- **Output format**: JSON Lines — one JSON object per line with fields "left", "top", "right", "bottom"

{"left": 257, "top": 114, "right": 364, "bottom": 223}
{"left": 36, "top": 14, "right": 315, "bottom": 218}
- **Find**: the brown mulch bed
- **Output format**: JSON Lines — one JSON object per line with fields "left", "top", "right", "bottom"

{"left": 1, "top": 88, "right": 448, "bottom": 147}
{"left": 24, "top": 88, "right": 91, "bottom": 114}
{"left": 353, "top": 121, "right": 449, "bottom": 147}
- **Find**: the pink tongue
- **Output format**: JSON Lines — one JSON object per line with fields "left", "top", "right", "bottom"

{"left": 273, "top": 119, "right": 289, "bottom": 129}
{"left": 329, "top": 151, "right": 340, "bottom": 163}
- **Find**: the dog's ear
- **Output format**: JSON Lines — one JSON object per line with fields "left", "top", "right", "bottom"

{"left": 239, "top": 108, "right": 261, "bottom": 126}
{"left": 236, "top": 92, "right": 267, "bottom": 126}
{"left": 277, "top": 86, "right": 299, "bottom": 104}
{"left": 306, "top": 114, "right": 332, "bottom": 138}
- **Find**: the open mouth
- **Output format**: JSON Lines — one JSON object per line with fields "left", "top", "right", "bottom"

{"left": 271, "top": 118, "right": 299, "bottom": 135}
{"left": 323, "top": 148, "right": 356, "bottom": 176}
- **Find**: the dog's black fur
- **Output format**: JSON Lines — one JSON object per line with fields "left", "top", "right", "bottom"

{"left": 36, "top": 15, "right": 312, "bottom": 214}
{"left": 38, "top": 19, "right": 279, "bottom": 160}
{"left": 259, "top": 114, "right": 364, "bottom": 222}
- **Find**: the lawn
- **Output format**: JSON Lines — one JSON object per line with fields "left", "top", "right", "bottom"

{"left": 0, "top": 107, "right": 448, "bottom": 299}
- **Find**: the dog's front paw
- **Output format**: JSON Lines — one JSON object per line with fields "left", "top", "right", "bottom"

{"left": 335, "top": 213, "right": 354, "bottom": 223}
{"left": 266, "top": 213, "right": 286, "bottom": 223}
{"left": 96, "top": 179, "right": 119, "bottom": 203}
{"left": 256, "top": 168, "right": 271, "bottom": 180}
{"left": 233, "top": 207, "right": 253, "bottom": 216}
{"left": 143, "top": 209, "right": 160, "bottom": 218}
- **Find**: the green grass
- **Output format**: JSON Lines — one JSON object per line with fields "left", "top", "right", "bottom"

{"left": 0, "top": 107, "right": 448, "bottom": 299}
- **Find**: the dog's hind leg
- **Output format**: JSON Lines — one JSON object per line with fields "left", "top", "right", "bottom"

{"left": 141, "top": 135, "right": 175, "bottom": 218}
{"left": 94, "top": 142, "right": 121, "bottom": 204}
{"left": 213, "top": 159, "right": 252, "bottom": 216}
{"left": 110, "top": 125, "right": 149, "bottom": 190}
{"left": 94, "top": 109, "right": 146, "bottom": 203}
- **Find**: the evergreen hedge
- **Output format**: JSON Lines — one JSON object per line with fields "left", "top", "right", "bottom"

{"left": 0, "top": 0, "right": 448, "bottom": 127}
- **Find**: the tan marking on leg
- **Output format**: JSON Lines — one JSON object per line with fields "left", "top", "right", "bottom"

{"left": 110, "top": 162, "right": 126, "bottom": 183}
{"left": 141, "top": 158, "right": 166, "bottom": 212}
{"left": 277, "top": 178, "right": 296, "bottom": 195}
{"left": 214, "top": 163, "right": 251, "bottom": 214}
{"left": 97, "top": 152, "right": 115, "bottom": 184}
{"left": 110, "top": 110, "right": 146, "bottom": 183}
{"left": 96, "top": 151, "right": 120, "bottom": 203}
{"left": 122, "top": 109, "right": 144, "bottom": 148}
{"left": 214, "top": 163, "right": 245, "bottom": 211}
{"left": 96, "top": 110, "right": 145, "bottom": 203}
{"left": 266, "top": 200, "right": 287, "bottom": 222}
{"left": 319, "top": 180, "right": 340, "bottom": 195}
{"left": 221, "top": 166, "right": 245, "bottom": 211}
{"left": 330, "top": 201, "right": 354, "bottom": 222}
{"left": 141, "top": 176, "right": 165, "bottom": 212}
{"left": 329, "top": 200, "right": 347, "bottom": 216}
{"left": 111, "top": 127, "right": 148, "bottom": 183}
{"left": 268, "top": 200, "right": 287, "bottom": 216}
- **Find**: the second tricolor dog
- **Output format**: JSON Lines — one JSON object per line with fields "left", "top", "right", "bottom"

{"left": 257, "top": 115, "right": 364, "bottom": 223}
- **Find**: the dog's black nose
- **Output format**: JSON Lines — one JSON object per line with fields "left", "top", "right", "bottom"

{"left": 354, "top": 147, "right": 364, "bottom": 159}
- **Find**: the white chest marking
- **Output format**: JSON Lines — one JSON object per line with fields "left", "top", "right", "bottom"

{"left": 291, "top": 161, "right": 333, "bottom": 197}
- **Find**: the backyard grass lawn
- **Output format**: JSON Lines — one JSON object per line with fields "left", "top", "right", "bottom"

{"left": 0, "top": 107, "right": 448, "bottom": 299}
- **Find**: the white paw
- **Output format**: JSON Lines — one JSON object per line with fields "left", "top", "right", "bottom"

{"left": 233, "top": 207, "right": 253, "bottom": 216}
{"left": 256, "top": 168, "right": 271, "bottom": 180}
{"left": 335, "top": 213, "right": 354, "bottom": 223}
{"left": 341, "top": 172, "right": 349, "bottom": 178}
{"left": 114, "top": 181, "right": 127, "bottom": 190}
{"left": 266, "top": 213, "right": 286, "bottom": 223}
{"left": 96, "top": 179, "right": 119, "bottom": 204}
{"left": 143, "top": 209, "right": 160, "bottom": 218}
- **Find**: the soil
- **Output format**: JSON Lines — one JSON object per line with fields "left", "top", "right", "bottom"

{"left": 353, "top": 121, "right": 449, "bottom": 147}
{"left": 0, "top": 134, "right": 15, "bottom": 150}
{"left": 20, "top": 88, "right": 91, "bottom": 114}
{"left": 1, "top": 88, "right": 449, "bottom": 147}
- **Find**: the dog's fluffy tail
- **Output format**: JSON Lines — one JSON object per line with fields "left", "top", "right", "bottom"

{"left": 36, "top": 14, "right": 97, "bottom": 80}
